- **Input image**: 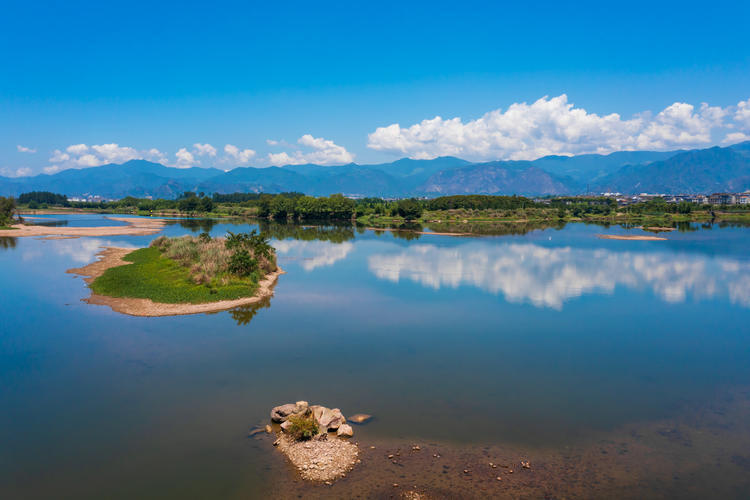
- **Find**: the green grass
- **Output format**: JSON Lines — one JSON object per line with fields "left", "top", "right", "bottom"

{"left": 0, "top": 226, "right": 17, "bottom": 230}
{"left": 90, "top": 246, "right": 260, "bottom": 304}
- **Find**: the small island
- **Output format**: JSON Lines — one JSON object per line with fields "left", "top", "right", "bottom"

{"left": 69, "top": 231, "right": 283, "bottom": 316}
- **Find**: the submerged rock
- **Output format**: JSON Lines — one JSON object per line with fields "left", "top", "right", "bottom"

{"left": 349, "top": 413, "right": 372, "bottom": 424}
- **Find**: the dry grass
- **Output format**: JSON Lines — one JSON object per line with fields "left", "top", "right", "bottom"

{"left": 150, "top": 234, "right": 277, "bottom": 285}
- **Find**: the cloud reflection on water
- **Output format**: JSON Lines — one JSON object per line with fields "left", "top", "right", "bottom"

{"left": 368, "top": 242, "right": 750, "bottom": 309}
{"left": 273, "top": 239, "right": 353, "bottom": 271}
{"left": 23, "top": 238, "right": 137, "bottom": 264}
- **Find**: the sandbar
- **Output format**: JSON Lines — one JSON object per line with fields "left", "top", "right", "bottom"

{"left": 0, "top": 217, "right": 168, "bottom": 238}
{"left": 597, "top": 234, "right": 667, "bottom": 241}
{"left": 67, "top": 247, "right": 284, "bottom": 317}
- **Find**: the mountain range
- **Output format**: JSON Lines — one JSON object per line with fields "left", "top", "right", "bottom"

{"left": 1, "top": 142, "right": 749, "bottom": 199}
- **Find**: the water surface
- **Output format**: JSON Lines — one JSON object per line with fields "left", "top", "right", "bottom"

{"left": 1, "top": 216, "right": 749, "bottom": 498}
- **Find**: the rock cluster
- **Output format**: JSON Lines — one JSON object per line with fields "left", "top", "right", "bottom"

{"left": 269, "top": 401, "right": 361, "bottom": 482}
{"left": 270, "top": 400, "right": 354, "bottom": 436}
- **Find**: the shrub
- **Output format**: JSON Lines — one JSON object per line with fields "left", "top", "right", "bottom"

{"left": 228, "top": 249, "right": 257, "bottom": 276}
{"left": 199, "top": 232, "right": 212, "bottom": 243}
{"left": 286, "top": 414, "right": 319, "bottom": 441}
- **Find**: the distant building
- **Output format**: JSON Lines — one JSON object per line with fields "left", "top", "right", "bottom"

{"left": 708, "top": 193, "right": 737, "bottom": 205}
{"left": 738, "top": 193, "right": 750, "bottom": 205}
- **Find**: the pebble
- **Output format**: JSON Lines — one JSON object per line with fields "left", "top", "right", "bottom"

{"left": 463, "top": 469, "right": 470, "bottom": 474}
{"left": 496, "top": 476, "right": 502, "bottom": 481}
{"left": 388, "top": 454, "right": 394, "bottom": 459}
{"left": 412, "top": 445, "right": 421, "bottom": 451}
{"left": 393, "top": 483, "right": 399, "bottom": 488}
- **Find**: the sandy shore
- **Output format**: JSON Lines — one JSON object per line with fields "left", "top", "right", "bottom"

{"left": 366, "top": 227, "right": 473, "bottom": 237}
{"left": 597, "top": 234, "right": 667, "bottom": 241}
{"left": 0, "top": 217, "right": 168, "bottom": 238}
{"left": 67, "top": 247, "right": 285, "bottom": 317}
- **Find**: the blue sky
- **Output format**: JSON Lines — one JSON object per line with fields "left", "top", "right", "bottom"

{"left": 2, "top": 0, "right": 749, "bottom": 176}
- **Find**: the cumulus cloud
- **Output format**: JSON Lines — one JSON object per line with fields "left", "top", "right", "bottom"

{"left": 224, "top": 144, "right": 257, "bottom": 165}
{"left": 16, "top": 145, "right": 36, "bottom": 153}
{"left": 723, "top": 132, "right": 750, "bottom": 144}
{"left": 267, "top": 134, "right": 354, "bottom": 166}
{"left": 367, "top": 95, "right": 744, "bottom": 161}
{"left": 734, "top": 98, "right": 750, "bottom": 130}
{"left": 193, "top": 143, "right": 217, "bottom": 157}
{"left": 174, "top": 147, "right": 197, "bottom": 168}
{"left": 47, "top": 143, "right": 167, "bottom": 172}
{"left": 0, "top": 166, "right": 33, "bottom": 177}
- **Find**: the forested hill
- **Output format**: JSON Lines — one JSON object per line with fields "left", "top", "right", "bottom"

{"left": 1, "top": 142, "right": 749, "bottom": 198}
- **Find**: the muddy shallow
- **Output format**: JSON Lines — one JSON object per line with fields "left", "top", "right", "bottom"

{"left": 259, "top": 386, "right": 750, "bottom": 498}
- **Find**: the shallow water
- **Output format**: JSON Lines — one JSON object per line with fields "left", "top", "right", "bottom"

{"left": 1, "top": 216, "right": 750, "bottom": 498}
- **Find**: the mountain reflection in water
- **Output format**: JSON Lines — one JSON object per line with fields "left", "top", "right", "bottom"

{"left": 368, "top": 242, "right": 750, "bottom": 309}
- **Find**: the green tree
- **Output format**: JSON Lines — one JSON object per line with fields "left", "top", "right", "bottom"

{"left": 396, "top": 198, "right": 423, "bottom": 220}
{"left": 0, "top": 196, "right": 16, "bottom": 226}
{"left": 178, "top": 196, "right": 199, "bottom": 213}
{"left": 198, "top": 196, "right": 213, "bottom": 213}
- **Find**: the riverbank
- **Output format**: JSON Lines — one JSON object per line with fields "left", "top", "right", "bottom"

{"left": 68, "top": 245, "right": 283, "bottom": 317}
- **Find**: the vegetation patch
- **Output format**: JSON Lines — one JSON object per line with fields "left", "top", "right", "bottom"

{"left": 90, "top": 231, "right": 277, "bottom": 304}
{"left": 286, "top": 414, "right": 320, "bottom": 441}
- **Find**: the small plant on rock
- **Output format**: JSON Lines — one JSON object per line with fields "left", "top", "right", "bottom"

{"left": 287, "top": 414, "right": 319, "bottom": 441}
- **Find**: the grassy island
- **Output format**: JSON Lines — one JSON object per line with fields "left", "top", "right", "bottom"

{"left": 90, "top": 231, "right": 278, "bottom": 305}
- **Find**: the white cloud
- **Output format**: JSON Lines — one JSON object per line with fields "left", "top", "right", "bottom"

{"left": 0, "top": 166, "right": 33, "bottom": 177}
{"left": 16, "top": 145, "right": 36, "bottom": 153}
{"left": 723, "top": 132, "right": 750, "bottom": 144}
{"left": 266, "top": 134, "right": 354, "bottom": 166}
{"left": 66, "top": 144, "right": 90, "bottom": 155}
{"left": 193, "top": 143, "right": 217, "bottom": 157}
{"left": 367, "top": 95, "right": 740, "bottom": 161}
{"left": 175, "top": 148, "right": 197, "bottom": 168}
{"left": 734, "top": 98, "right": 750, "bottom": 131}
{"left": 223, "top": 144, "right": 257, "bottom": 165}
{"left": 47, "top": 143, "right": 168, "bottom": 173}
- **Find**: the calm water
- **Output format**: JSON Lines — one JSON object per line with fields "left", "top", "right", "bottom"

{"left": 1, "top": 216, "right": 750, "bottom": 498}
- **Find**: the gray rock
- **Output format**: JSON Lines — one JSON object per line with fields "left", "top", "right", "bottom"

{"left": 311, "top": 406, "right": 346, "bottom": 431}
{"left": 337, "top": 424, "right": 354, "bottom": 438}
{"left": 271, "top": 403, "right": 298, "bottom": 423}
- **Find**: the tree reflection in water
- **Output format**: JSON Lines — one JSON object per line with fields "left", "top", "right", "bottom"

{"left": 226, "top": 297, "right": 271, "bottom": 326}
{"left": 0, "top": 237, "right": 17, "bottom": 249}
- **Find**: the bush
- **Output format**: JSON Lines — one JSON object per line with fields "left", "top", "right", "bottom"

{"left": 0, "top": 196, "right": 16, "bottom": 226}
{"left": 286, "top": 414, "right": 319, "bottom": 441}
{"left": 228, "top": 249, "right": 257, "bottom": 276}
